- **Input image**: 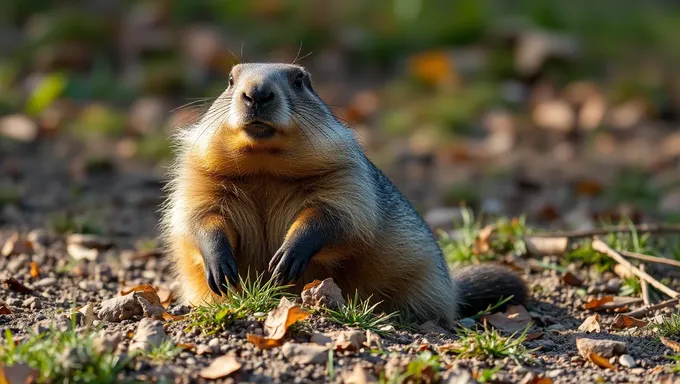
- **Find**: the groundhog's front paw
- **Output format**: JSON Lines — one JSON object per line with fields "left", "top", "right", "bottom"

{"left": 203, "top": 250, "right": 238, "bottom": 296}
{"left": 269, "top": 243, "right": 312, "bottom": 285}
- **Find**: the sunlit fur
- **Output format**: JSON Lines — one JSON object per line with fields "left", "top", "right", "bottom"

{"left": 161, "top": 63, "right": 463, "bottom": 327}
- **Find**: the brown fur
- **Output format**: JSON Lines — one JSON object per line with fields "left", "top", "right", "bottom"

{"left": 162, "top": 63, "right": 525, "bottom": 327}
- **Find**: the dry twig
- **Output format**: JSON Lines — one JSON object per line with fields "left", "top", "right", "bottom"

{"left": 591, "top": 238, "right": 679, "bottom": 299}
{"left": 625, "top": 298, "right": 680, "bottom": 318}
{"left": 619, "top": 250, "right": 680, "bottom": 268}
{"left": 528, "top": 224, "right": 680, "bottom": 240}
{"left": 639, "top": 264, "right": 651, "bottom": 306}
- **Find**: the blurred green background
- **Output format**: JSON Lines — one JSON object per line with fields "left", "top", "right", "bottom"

{"left": 3, "top": 0, "right": 680, "bottom": 235}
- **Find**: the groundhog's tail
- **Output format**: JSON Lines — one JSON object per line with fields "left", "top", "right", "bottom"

{"left": 452, "top": 264, "right": 528, "bottom": 319}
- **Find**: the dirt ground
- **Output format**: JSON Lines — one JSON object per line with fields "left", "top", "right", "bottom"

{"left": 2, "top": 135, "right": 680, "bottom": 384}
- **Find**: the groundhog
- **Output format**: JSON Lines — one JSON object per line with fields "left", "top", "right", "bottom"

{"left": 161, "top": 62, "right": 527, "bottom": 328}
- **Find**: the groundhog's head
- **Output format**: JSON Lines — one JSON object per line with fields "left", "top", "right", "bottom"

{"left": 193, "top": 63, "right": 356, "bottom": 176}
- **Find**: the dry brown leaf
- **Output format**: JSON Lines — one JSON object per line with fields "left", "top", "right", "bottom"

{"left": 588, "top": 352, "right": 617, "bottom": 370}
{"left": 303, "top": 280, "right": 323, "bottom": 291}
{"left": 177, "top": 343, "right": 195, "bottom": 351}
{"left": 485, "top": 305, "right": 532, "bottom": 333}
{"left": 1, "top": 233, "right": 33, "bottom": 257}
{"left": 408, "top": 50, "right": 458, "bottom": 87}
{"left": 525, "top": 236, "right": 569, "bottom": 256}
{"left": 472, "top": 225, "right": 494, "bottom": 255}
{"left": 246, "top": 333, "right": 283, "bottom": 349}
{"left": 29, "top": 262, "right": 39, "bottom": 279}
{"left": 162, "top": 312, "right": 185, "bottom": 321}
{"left": 611, "top": 315, "right": 648, "bottom": 330}
{"left": 584, "top": 296, "right": 613, "bottom": 310}
{"left": 0, "top": 362, "right": 39, "bottom": 384}
{"left": 198, "top": 355, "right": 242, "bottom": 380}
{"left": 0, "top": 305, "right": 11, "bottom": 315}
{"left": 576, "top": 179, "right": 603, "bottom": 196}
{"left": 562, "top": 271, "right": 584, "bottom": 286}
{"left": 156, "top": 286, "right": 173, "bottom": 308}
{"left": 3, "top": 278, "right": 32, "bottom": 294}
{"left": 119, "top": 284, "right": 156, "bottom": 296}
{"left": 525, "top": 332, "right": 544, "bottom": 342}
{"left": 660, "top": 337, "right": 680, "bottom": 353}
{"left": 263, "top": 297, "right": 310, "bottom": 340}
{"left": 126, "top": 330, "right": 135, "bottom": 339}
{"left": 578, "top": 314, "right": 601, "bottom": 333}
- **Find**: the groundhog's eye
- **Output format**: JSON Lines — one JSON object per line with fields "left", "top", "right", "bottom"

{"left": 228, "top": 74, "right": 234, "bottom": 87}
{"left": 293, "top": 73, "right": 304, "bottom": 89}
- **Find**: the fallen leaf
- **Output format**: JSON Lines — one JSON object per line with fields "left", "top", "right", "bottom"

{"left": 576, "top": 179, "right": 603, "bottom": 196}
{"left": 588, "top": 352, "right": 617, "bottom": 370}
{"left": 198, "top": 355, "right": 242, "bottom": 380}
{"left": 246, "top": 333, "right": 283, "bottom": 349}
{"left": 562, "top": 271, "right": 584, "bottom": 286}
{"left": 0, "top": 306, "right": 11, "bottom": 315}
{"left": 1, "top": 233, "right": 33, "bottom": 257}
{"left": 472, "top": 225, "right": 494, "bottom": 255}
{"left": 66, "top": 243, "right": 99, "bottom": 261}
{"left": 98, "top": 290, "right": 163, "bottom": 322}
{"left": 525, "top": 236, "right": 569, "bottom": 256}
{"left": 578, "top": 314, "right": 601, "bottom": 333}
{"left": 660, "top": 337, "right": 680, "bottom": 353}
{"left": 408, "top": 50, "right": 458, "bottom": 87}
{"left": 3, "top": 278, "right": 33, "bottom": 294}
{"left": 598, "top": 297, "right": 642, "bottom": 311}
{"left": 611, "top": 315, "right": 648, "bottom": 330}
{"left": 485, "top": 305, "right": 532, "bottom": 333}
{"left": 177, "top": 343, "right": 195, "bottom": 351}
{"left": 120, "top": 284, "right": 157, "bottom": 296}
{"left": 162, "top": 312, "right": 185, "bottom": 321}
{"left": 0, "top": 362, "right": 39, "bottom": 384}
{"left": 301, "top": 278, "right": 346, "bottom": 309}
{"left": 584, "top": 296, "right": 613, "bottom": 310}
{"left": 263, "top": 297, "right": 310, "bottom": 340}
{"left": 29, "top": 262, "right": 39, "bottom": 279}
{"left": 525, "top": 332, "right": 544, "bottom": 342}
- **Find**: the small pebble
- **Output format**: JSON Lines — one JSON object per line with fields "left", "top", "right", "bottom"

{"left": 34, "top": 277, "right": 57, "bottom": 288}
{"left": 547, "top": 369, "right": 564, "bottom": 378}
{"left": 253, "top": 311, "right": 266, "bottom": 317}
{"left": 7, "top": 298, "right": 22, "bottom": 307}
{"left": 619, "top": 354, "right": 636, "bottom": 368}
{"left": 185, "top": 357, "right": 196, "bottom": 365}
{"left": 23, "top": 297, "right": 41, "bottom": 310}
{"left": 208, "top": 338, "right": 220, "bottom": 348}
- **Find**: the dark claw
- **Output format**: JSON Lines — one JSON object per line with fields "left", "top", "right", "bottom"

{"left": 197, "top": 228, "right": 238, "bottom": 295}
{"left": 271, "top": 245, "right": 311, "bottom": 285}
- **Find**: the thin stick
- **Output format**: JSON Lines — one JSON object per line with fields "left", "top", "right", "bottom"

{"left": 619, "top": 250, "right": 680, "bottom": 268}
{"left": 591, "top": 238, "right": 680, "bottom": 299}
{"left": 639, "top": 264, "right": 651, "bottom": 306}
{"left": 625, "top": 297, "right": 680, "bottom": 318}
{"left": 527, "top": 224, "right": 680, "bottom": 239}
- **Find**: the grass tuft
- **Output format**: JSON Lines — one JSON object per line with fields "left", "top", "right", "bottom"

{"left": 186, "top": 272, "right": 294, "bottom": 335}
{"left": 378, "top": 351, "right": 442, "bottom": 384}
{"left": 135, "top": 339, "right": 182, "bottom": 361}
{"left": 444, "top": 324, "right": 535, "bottom": 364}
{"left": 654, "top": 312, "right": 680, "bottom": 337}
{"left": 324, "top": 291, "right": 398, "bottom": 334}
{"left": 0, "top": 319, "right": 128, "bottom": 383}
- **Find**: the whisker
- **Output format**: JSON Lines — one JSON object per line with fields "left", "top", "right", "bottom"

{"left": 292, "top": 42, "right": 303, "bottom": 65}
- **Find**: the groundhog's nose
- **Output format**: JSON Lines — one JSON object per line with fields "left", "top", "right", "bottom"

{"left": 241, "top": 85, "right": 275, "bottom": 111}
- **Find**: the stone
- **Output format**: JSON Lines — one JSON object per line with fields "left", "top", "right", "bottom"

{"left": 129, "top": 318, "right": 168, "bottom": 353}
{"left": 576, "top": 338, "right": 628, "bottom": 359}
{"left": 281, "top": 343, "right": 329, "bottom": 365}
{"left": 619, "top": 354, "right": 636, "bottom": 368}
